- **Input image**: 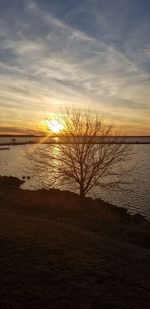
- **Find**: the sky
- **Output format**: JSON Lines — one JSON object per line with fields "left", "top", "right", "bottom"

{"left": 0, "top": 0, "right": 150, "bottom": 135}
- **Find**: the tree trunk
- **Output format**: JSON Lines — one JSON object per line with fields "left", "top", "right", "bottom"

{"left": 79, "top": 184, "right": 85, "bottom": 205}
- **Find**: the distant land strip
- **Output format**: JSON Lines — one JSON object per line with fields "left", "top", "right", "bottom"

{"left": 0, "top": 141, "right": 150, "bottom": 146}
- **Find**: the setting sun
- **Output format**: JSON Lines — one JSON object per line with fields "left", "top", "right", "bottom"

{"left": 47, "top": 119, "right": 64, "bottom": 133}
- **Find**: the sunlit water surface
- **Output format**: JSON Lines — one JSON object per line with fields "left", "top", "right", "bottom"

{"left": 0, "top": 144, "right": 150, "bottom": 219}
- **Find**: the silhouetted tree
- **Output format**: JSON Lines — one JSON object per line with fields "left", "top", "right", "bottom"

{"left": 26, "top": 109, "right": 133, "bottom": 199}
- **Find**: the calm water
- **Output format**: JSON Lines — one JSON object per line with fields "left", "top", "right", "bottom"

{"left": 0, "top": 143, "right": 150, "bottom": 219}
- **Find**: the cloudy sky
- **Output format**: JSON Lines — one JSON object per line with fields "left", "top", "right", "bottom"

{"left": 0, "top": 0, "right": 150, "bottom": 135}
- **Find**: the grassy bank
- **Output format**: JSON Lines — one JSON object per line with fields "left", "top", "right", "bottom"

{"left": 0, "top": 177, "right": 150, "bottom": 308}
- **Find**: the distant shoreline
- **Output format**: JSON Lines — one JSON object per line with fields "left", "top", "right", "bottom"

{"left": 0, "top": 134, "right": 150, "bottom": 138}
{"left": 0, "top": 141, "right": 150, "bottom": 146}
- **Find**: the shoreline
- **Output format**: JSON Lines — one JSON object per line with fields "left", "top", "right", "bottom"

{"left": 0, "top": 176, "right": 149, "bottom": 245}
{"left": 1, "top": 174, "right": 150, "bottom": 221}
{"left": 0, "top": 141, "right": 150, "bottom": 146}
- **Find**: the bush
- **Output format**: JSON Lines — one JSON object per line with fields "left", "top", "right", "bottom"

{"left": 0, "top": 176, "right": 24, "bottom": 189}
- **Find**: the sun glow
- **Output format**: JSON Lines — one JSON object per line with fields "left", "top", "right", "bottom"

{"left": 47, "top": 119, "right": 64, "bottom": 133}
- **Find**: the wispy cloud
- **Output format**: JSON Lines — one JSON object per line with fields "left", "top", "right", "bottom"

{"left": 0, "top": 0, "right": 150, "bottom": 134}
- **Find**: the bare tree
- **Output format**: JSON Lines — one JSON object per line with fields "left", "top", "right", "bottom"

{"left": 26, "top": 109, "right": 133, "bottom": 199}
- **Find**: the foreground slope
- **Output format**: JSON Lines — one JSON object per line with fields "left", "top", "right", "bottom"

{"left": 0, "top": 177, "right": 150, "bottom": 308}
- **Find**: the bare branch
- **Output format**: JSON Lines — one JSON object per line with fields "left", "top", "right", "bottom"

{"left": 25, "top": 108, "right": 134, "bottom": 199}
